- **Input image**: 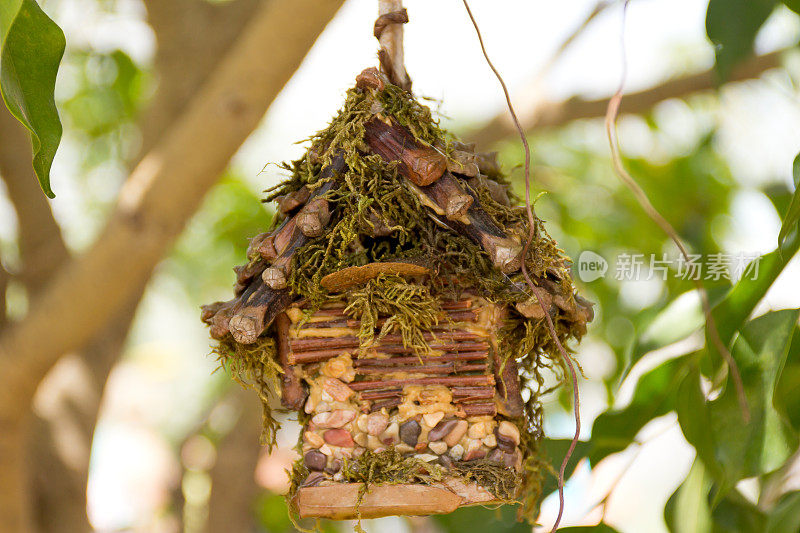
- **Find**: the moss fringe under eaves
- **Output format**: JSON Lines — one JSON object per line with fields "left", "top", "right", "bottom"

{"left": 212, "top": 336, "right": 283, "bottom": 449}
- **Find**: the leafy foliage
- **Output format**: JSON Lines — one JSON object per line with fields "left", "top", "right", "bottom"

{"left": 778, "top": 153, "right": 800, "bottom": 248}
{"left": 0, "top": 0, "right": 65, "bottom": 197}
{"left": 705, "top": 0, "right": 777, "bottom": 81}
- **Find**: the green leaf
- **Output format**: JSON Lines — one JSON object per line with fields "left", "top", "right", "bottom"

{"left": 706, "top": 0, "right": 777, "bottom": 81}
{"left": 774, "top": 326, "right": 800, "bottom": 432}
{"left": 558, "top": 526, "right": 621, "bottom": 533}
{"left": 708, "top": 230, "right": 800, "bottom": 362}
{"left": 0, "top": 0, "right": 65, "bottom": 198}
{"left": 783, "top": 0, "right": 800, "bottom": 15}
{"left": 766, "top": 491, "right": 800, "bottom": 533}
{"left": 588, "top": 357, "right": 691, "bottom": 465}
{"left": 664, "top": 459, "right": 713, "bottom": 533}
{"left": 711, "top": 490, "right": 766, "bottom": 532}
{"left": 679, "top": 310, "right": 800, "bottom": 499}
{"left": 541, "top": 438, "right": 591, "bottom": 496}
{"left": 778, "top": 153, "right": 800, "bottom": 248}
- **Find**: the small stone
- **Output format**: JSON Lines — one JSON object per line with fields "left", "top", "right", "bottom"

{"left": 395, "top": 443, "right": 415, "bottom": 454}
{"left": 367, "top": 435, "right": 382, "bottom": 450}
{"left": 353, "top": 432, "right": 368, "bottom": 448}
{"left": 311, "top": 409, "right": 356, "bottom": 429}
{"left": 304, "top": 396, "right": 318, "bottom": 414}
{"left": 356, "top": 414, "right": 368, "bottom": 433}
{"left": 304, "top": 431, "right": 324, "bottom": 448}
{"left": 380, "top": 422, "right": 399, "bottom": 446}
{"left": 468, "top": 422, "right": 487, "bottom": 439}
{"left": 443, "top": 420, "right": 468, "bottom": 447}
{"left": 497, "top": 421, "right": 521, "bottom": 446}
{"left": 428, "top": 441, "right": 448, "bottom": 455}
{"left": 483, "top": 434, "right": 497, "bottom": 448}
{"left": 414, "top": 454, "right": 438, "bottom": 462}
{"left": 415, "top": 442, "right": 427, "bottom": 452}
{"left": 319, "top": 444, "right": 332, "bottom": 456}
{"left": 428, "top": 419, "right": 457, "bottom": 442}
{"left": 495, "top": 432, "right": 515, "bottom": 452}
{"left": 316, "top": 402, "right": 331, "bottom": 413}
{"left": 503, "top": 449, "right": 522, "bottom": 470}
{"left": 463, "top": 439, "right": 485, "bottom": 461}
{"left": 399, "top": 420, "right": 421, "bottom": 446}
{"left": 322, "top": 378, "right": 354, "bottom": 402}
{"left": 366, "top": 412, "right": 389, "bottom": 436}
{"left": 334, "top": 447, "right": 353, "bottom": 460}
{"left": 321, "top": 358, "right": 348, "bottom": 379}
{"left": 323, "top": 429, "right": 355, "bottom": 447}
{"left": 486, "top": 448, "right": 504, "bottom": 463}
{"left": 304, "top": 450, "right": 327, "bottom": 471}
{"left": 301, "top": 472, "right": 326, "bottom": 487}
{"left": 438, "top": 455, "right": 454, "bottom": 469}
{"left": 464, "top": 446, "right": 487, "bottom": 461}
{"left": 325, "top": 459, "right": 342, "bottom": 474}
{"left": 423, "top": 412, "right": 445, "bottom": 428}
{"left": 449, "top": 444, "right": 464, "bottom": 461}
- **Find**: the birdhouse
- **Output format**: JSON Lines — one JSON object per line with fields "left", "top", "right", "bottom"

{"left": 200, "top": 67, "right": 593, "bottom": 522}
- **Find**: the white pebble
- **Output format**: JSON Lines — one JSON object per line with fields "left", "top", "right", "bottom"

{"left": 356, "top": 414, "right": 369, "bottom": 433}
{"left": 428, "top": 441, "right": 448, "bottom": 455}
{"left": 449, "top": 444, "right": 464, "bottom": 460}
{"left": 422, "top": 412, "right": 445, "bottom": 428}
{"left": 414, "top": 454, "right": 438, "bottom": 462}
{"left": 304, "top": 431, "right": 324, "bottom": 448}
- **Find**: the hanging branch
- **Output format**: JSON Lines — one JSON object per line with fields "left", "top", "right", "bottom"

{"left": 375, "top": 0, "right": 411, "bottom": 91}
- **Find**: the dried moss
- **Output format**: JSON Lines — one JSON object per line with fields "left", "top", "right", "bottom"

{"left": 344, "top": 274, "right": 442, "bottom": 355}
{"left": 212, "top": 336, "right": 283, "bottom": 449}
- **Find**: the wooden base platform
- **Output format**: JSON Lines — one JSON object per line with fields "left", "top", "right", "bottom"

{"left": 291, "top": 478, "right": 501, "bottom": 519}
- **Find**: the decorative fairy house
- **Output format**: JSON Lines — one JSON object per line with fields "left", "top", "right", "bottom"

{"left": 200, "top": 66, "right": 593, "bottom": 522}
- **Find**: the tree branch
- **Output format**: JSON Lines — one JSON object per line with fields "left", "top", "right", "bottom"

{"left": 470, "top": 49, "right": 785, "bottom": 147}
{"left": 0, "top": 259, "right": 7, "bottom": 329}
{"left": 0, "top": 1, "right": 344, "bottom": 530}
{"left": 0, "top": 105, "right": 69, "bottom": 295}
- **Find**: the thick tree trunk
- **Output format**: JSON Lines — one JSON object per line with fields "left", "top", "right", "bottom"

{"left": 0, "top": 1, "right": 345, "bottom": 531}
{"left": 204, "top": 388, "right": 263, "bottom": 533}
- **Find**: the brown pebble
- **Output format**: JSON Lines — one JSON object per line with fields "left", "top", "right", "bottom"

{"left": 428, "top": 419, "right": 458, "bottom": 442}
{"left": 463, "top": 447, "right": 487, "bottom": 461}
{"left": 304, "top": 450, "right": 327, "bottom": 471}
{"left": 325, "top": 458, "right": 342, "bottom": 474}
{"left": 399, "top": 420, "right": 421, "bottom": 446}
{"left": 438, "top": 455, "right": 454, "bottom": 469}
{"left": 497, "top": 421, "right": 521, "bottom": 445}
{"left": 301, "top": 472, "right": 326, "bottom": 487}
{"left": 323, "top": 428, "right": 355, "bottom": 447}
{"left": 321, "top": 378, "right": 354, "bottom": 402}
{"left": 486, "top": 448, "right": 504, "bottom": 463}
{"left": 495, "top": 427, "right": 515, "bottom": 452}
{"left": 503, "top": 449, "right": 522, "bottom": 470}
{"left": 443, "top": 420, "right": 469, "bottom": 447}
